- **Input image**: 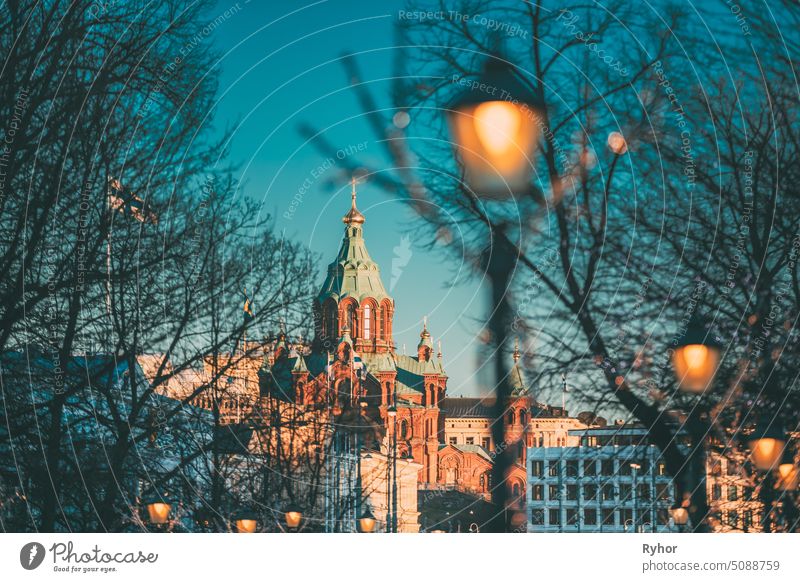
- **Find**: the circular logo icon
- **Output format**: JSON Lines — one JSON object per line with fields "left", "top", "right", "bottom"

{"left": 20, "top": 542, "right": 46, "bottom": 570}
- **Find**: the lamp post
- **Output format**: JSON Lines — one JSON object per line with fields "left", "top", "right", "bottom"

{"left": 668, "top": 313, "right": 720, "bottom": 533}
{"left": 447, "top": 53, "right": 544, "bottom": 532}
{"left": 386, "top": 404, "right": 398, "bottom": 533}
{"left": 630, "top": 462, "right": 641, "bottom": 532}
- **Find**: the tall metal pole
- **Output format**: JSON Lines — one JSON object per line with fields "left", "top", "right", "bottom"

{"left": 391, "top": 410, "right": 398, "bottom": 533}
{"left": 484, "top": 226, "right": 515, "bottom": 532}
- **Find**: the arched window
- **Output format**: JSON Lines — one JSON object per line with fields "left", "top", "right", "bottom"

{"left": 520, "top": 409, "right": 527, "bottom": 425}
{"left": 400, "top": 419, "right": 410, "bottom": 439}
{"left": 324, "top": 301, "right": 337, "bottom": 338}
{"left": 363, "top": 304, "right": 371, "bottom": 339}
{"left": 346, "top": 303, "right": 357, "bottom": 334}
{"left": 512, "top": 483, "right": 520, "bottom": 497}
{"left": 507, "top": 410, "right": 516, "bottom": 425}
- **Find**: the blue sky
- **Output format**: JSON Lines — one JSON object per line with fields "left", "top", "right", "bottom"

{"left": 208, "top": 0, "right": 492, "bottom": 395}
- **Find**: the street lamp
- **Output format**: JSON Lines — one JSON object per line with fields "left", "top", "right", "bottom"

{"left": 776, "top": 450, "right": 798, "bottom": 491}
{"left": 143, "top": 495, "right": 172, "bottom": 527}
{"left": 357, "top": 507, "right": 377, "bottom": 533}
{"left": 284, "top": 504, "right": 303, "bottom": 530}
{"left": 748, "top": 423, "right": 786, "bottom": 471}
{"left": 235, "top": 518, "right": 258, "bottom": 533}
{"left": 448, "top": 54, "right": 545, "bottom": 198}
{"left": 671, "top": 505, "right": 689, "bottom": 532}
{"left": 672, "top": 316, "right": 722, "bottom": 393}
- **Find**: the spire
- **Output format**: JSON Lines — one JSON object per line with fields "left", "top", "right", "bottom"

{"left": 342, "top": 176, "right": 365, "bottom": 225}
{"left": 437, "top": 339, "right": 442, "bottom": 359}
{"left": 513, "top": 338, "right": 520, "bottom": 363}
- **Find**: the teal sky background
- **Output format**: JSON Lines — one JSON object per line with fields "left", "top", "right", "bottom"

{"left": 208, "top": 0, "right": 493, "bottom": 396}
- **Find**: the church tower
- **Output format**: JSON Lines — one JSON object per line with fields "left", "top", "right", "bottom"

{"left": 314, "top": 180, "right": 394, "bottom": 354}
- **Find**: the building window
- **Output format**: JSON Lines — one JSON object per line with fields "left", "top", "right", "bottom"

{"left": 619, "top": 462, "right": 631, "bottom": 476}
{"left": 512, "top": 483, "right": 521, "bottom": 498}
{"left": 602, "top": 508, "right": 616, "bottom": 526}
{"left": 566, "top": 485, "right": 578, "bottom": 500}
{"left": 728, "top": 486, "right": 738, "bottom": 501}
{"left": 449, "top": 437, "right": 457, "bottom": 445}
{"left": 548, "top": 509, "right": 560, "bottom": 526}
{"left": 566, "top": 508, "right": 578, "bottom": 525}
{"left": 531, "top": 484, "right": 544, "bottom": 501}
{"left": 743, "top": 510, "right": 753, "bottom": 530}
{"left": 531, "top": 461, "right": 543, "bottom": 477}
{"left": 657, "top": 508, "right": 670, "bottom": 525}
{"left": 584, "top": 484, "right": 597, "bottom": 500}
{"left": 638, "top": 484, "right": 650, "bottom": 501}
{"left": 744, "top": 486, "right": 753, "bottom": 501}
{"left": 482, "top": 437, "right": 491, "bottom": 449}
{"left": 619, "top": 484, "right": 632, "bottom": 501}
{"left": 531, "top": 509, "right": 544, "bottom": 525}
{"left": 507, "top": 410, "right": 516, "bottom": 425}
{"left": 363, "top": 304, "right": 371, "bottom": 339}
{"left": 657, "top": 462, "right": 667, "bottom": 476}
{"left": 656, "top": 483, "right": 671, "bottom": 501}
{"left": 566, "top": 460, "right": 579, "bottom": 477}
{"left": 727, "top": 510, "right": 739, "bottom": 528}
{"left": 346, "top": 303, "right": 357, "bottom": 334}
{"left": 584, "top": 460, "right": 597, "bottom": 476}
{"left": 602, "top": 460, "right": 614, "bottom": 475}
{"left": 520, "top": 410, "right": 527, "bottom": 425}
{"left": 620, "top": 508, "right": 633, "bottom": 526}
{"left": 548, "top": 485, "right": 560, "bottom": 500}
{"left": 602, "top": 483, "right": 615, "bottom": 501}
{"left": 548, "top": 460, "right": 559, "bottom": 477}
{"left": 712, "top": 484, "right": 722, "bottom": 501}
{"left": 465, "top": 437, "right": 474, "bottom": 445}
{"left": 584, "top": 508, "right": 597, "bottom": 526}
{"left": 727, "top": 460, "right": 738, "bottom": 476}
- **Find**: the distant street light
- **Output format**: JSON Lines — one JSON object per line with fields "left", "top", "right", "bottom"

{"left": 357, "top": 507, "right": 377, "bottom": 533}
{"left": 607, "top": 131, "right": 628, "bottom": 155}
{"left": 776, "top": 458, "right": 799, "bottom": 491}
{"left": 671, "top": 505, "right": 689, "bottom": 532}
{"left": 284, "top": 504, "right": 303, "bottom": 530}
{"left": 448, "top": 54, "right": 544, "bottom": 198}
{"left": 748, "top": 423, "right": 786, "bottom": 471}
{"left": 671, "top": 316, "right": 722, "bottom": 393}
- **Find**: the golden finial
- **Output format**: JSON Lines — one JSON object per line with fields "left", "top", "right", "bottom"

{"left": 343, "top": 176, "right": 365, "bottom": 225}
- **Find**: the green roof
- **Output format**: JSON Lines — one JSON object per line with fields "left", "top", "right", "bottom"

{"left": 317, "top": 199, "right": 391, "bottom": 304}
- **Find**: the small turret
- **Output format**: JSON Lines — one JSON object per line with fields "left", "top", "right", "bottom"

{"left": 417, "top": 316, "right": 433, "bottom": 361}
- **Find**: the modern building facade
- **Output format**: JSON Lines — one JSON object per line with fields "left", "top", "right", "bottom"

{"left": 527, "top": 424, "right": 680, "bottom": 532}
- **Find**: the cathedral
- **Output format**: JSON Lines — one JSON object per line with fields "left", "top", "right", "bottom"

{"left": 258, "top": 186, "right": 584, "bottom": 509}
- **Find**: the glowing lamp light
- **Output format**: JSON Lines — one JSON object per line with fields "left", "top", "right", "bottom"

{"left": 776, "top": 462, "right": 799, "bottom": 491}
{"left": 448, "top": 56, "right": 544, "bottom": 199}
{"left": 671, "top": 506, "right": 689, "bottom": 526}
{"left": 284, "top": 505, "right": 303, "bottom": 530}
{"left": 607, "top": 131, "right": 628, "bottom": 155}
{"left": 235, "top": 518, "right": 258, "bottom": 533}
{"left": 357, "top": 508, "right": 377, "bottom": 533}
{"left": 146, "top": 501, "right": 171, "bottom": 525}
{"left": 747, "top": 423, "right": 786, "bottom": 471}
{"left": 671, "top": 317, "right": 722, "bottom": 393}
